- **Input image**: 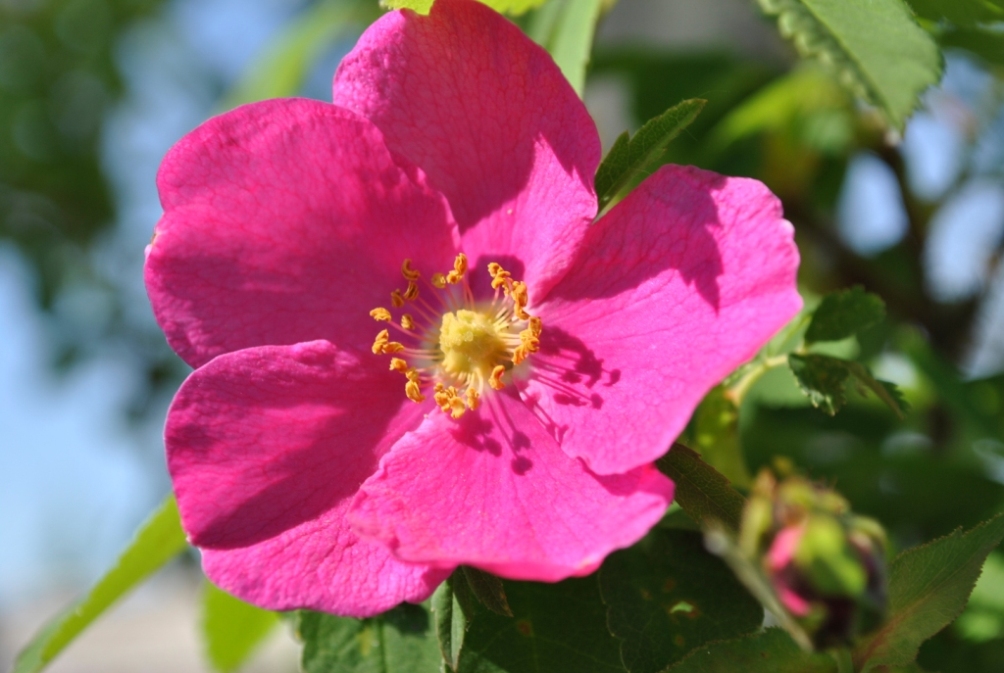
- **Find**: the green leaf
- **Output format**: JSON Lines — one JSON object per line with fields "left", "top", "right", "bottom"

{"left": 665, "top": 629, "right": 837, "bottom": 673}
{"left": 656, "top": 443, "right": 746, "bottom": 532}
{"left": 599, "top": 528, "right": 762, "bottom": 673}
{"left": 299, "top": 603, "right": 442, "bottom": 673}
{"left": 789, "top": 353, "right": 908, "bottom": 418}
{"left": 13, "top": 496, "right": 188, "bottom": 673}
{"left": 594, "top": 98, "right": 706, "bottom": 209}
{"left": 691, "top": 385, "right": 751, "bottom": 488}
{"left": 525, "top": 0, "right": 604, "bottom": 95}
{"left": 853, "top": 514, "right": 1004, "bottom": 672}
{"left": 940, "top": 27, "right": 1004, "bottom": 66}
{"left": 455, "top": 576, "right": 623, "bottom": 672}
{"left": 805, "top": 286, "right": 886, "bottom": 344}
{"left": 382, "top": 0, "right": 548, "bottom": 15}
{"left": 461, "top": 566, "right": 513, "bottom": 617}
{"left": 907, "top": 0, "right": 1004, "bottom": 27}
{"left": 223, "top": 0, "right": 380, "bottom": 109}
{"left": 202, "top": 582, "right": 280, "bottom": 672}
{"left": 756, "top": 0, "right": 943, "bottom": 130}
{"left": 433, "top": 576, "right": 471, "bottom": 672}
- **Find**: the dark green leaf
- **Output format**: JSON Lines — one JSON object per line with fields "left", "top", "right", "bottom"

{"left": 853, "top": 514, "right": 1004, "bottom": 672}
{"left": 656, "top": 443, "right": 746, "bottom": 532}
{"left": 456, "top": 577, "right": 623, "bottom": 673}
{"left": 599, "top": 529, "right": 762, "bottom": 673}
{"left": 13, "top": 496, "right": 188, "bottom": 673}
{"left": 594, "top": 99, "right": 706, "bottom": 208}
{"left": 665, "top": 629, "right": 837, "bottom": 673}
{"left": 756, "top": 0, "right": 942, "bottom": 129}
{"left": 939, "top": 27, "right": 1004, "bottom": 65}
{"left": 299, "top": 603, "right": 442, "bottom": 673}
{"left": 462, "top": 566, "right": 513, "bottom": 617}
{"left": 433, "top": 574, "right": 473, "bottom": 671}
{"left": 907, "top": 0, "right": 1004, "bottom": 27}
{"left": 789, "top": 354, "right": 907, "bottom": 418}
{"left": 202, "top": 582, "right": 280, "bottom": 673}
{"left": 805, "top": 287, "right": 886, "bottom": 344}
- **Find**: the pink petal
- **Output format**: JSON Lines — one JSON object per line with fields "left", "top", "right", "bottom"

{"left": 146, "top": 98, "right": 458, "bottom": 368}
{"left": 349, "top": 391, "right": 673, "bottom": 581}
{"left": 527, "top": 165, "right": 802, "bottom": 475}
{"left": 333, "top": 0, "right": 600, "bottom": 299}
{"left": 166, "top": 340, "right": 447, "bottom": 616}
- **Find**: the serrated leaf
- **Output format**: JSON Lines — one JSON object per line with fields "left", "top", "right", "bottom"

{"left": 224, "top": 0, "right": 380, "bottom": 109}
{"left": 594, "top": 99, "right": 706, "bottom": 208}
{"left": 940, "top": 27, "right": 1004, "bottom": 65}
{"left": 789, "top": 353, "right": 908, "bottom": 418}
{"left": 853, "top": 514, "right": 1004, "bottom": 672}
{"left": 202, "top": 582, "right": 280, "bottom": 673}
{"left": 381, "top": 0, "right": 548, "bottom": 16}
{"left": 462, "top": 566, "right": 513, "bottom": 617}
{"left": 455, "top": 577, "right": 623, "bottom": 672}
{"left": 805, "top": 286, "right": 886, "bottom": 344}
{"left": 757, "top": 0, "right": 942, "bottom": 130}
{"left": 656, "top": 444, "right": 746, "bottom": 532}
{"left": 599, "top": 528, "right": 762, "bottom": 673}
{"left": 13, "top": 496, "right": 188, "bottom": 673}
{"left": 664, "top": 629, "right": 837, "bottom": 673}
{"left": 907, "top": 0, "right": 1004, "bottom": 27}
{"left": 427, "top": 578, "right": 465, "bottom": 670}
{"left": 298, "top": 603, "right": 442, "bottom": 673}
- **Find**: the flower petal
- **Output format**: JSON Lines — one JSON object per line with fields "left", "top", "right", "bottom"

{"left": 528, "top": 165, "right": 802, "bottom": 475}
{"left": 333, "top": 0, "right": 600, "bottom": 299}
{"left": 167, "top": 340, "right": 447, "bottom": 616}
{"left": 146, "top": 98, "right": 458, "bottom": 368}
{"left": 349, "top": 391, "right": 673, "bottom": 581}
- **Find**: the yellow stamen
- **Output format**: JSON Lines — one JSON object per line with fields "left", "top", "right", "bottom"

{"left": 510, "top": 281, "right": 530, "bottom": 320}
{"left": 372, "top": 329, "right": 389, "bottom": 355}
{"left": 432, "top": 273, "right": 447, "bottom": 289}
{"left": 401, "top": 259, "right": 420, "bottom": 281}
{"left": 403, "top": 280, "right": 419, "bottom": 301}
{"left": 489, "top": 263, "right": 511, "bottom": 290}
{"left": 405, "top": 380, "right": 425, "bottom": 403}
{"left": 389, "top": 358, "right": 409, "bottom": 372}
{"left": 465, "top": 387, "right": 480, "bottom": 410}
{"left": 446, "top": 253, "right": 468, "bottom": 284}
{"left": 391, "top": 290, "right": 405, "bottom": 308}
{"left": 489, "top": 365, "right": 506, "bottom": 390}
{"left": 400, "top": 314, "right": 415, "bottom": 331}
{"left": 370, "top": 307, "right": 392, "bottom": 322}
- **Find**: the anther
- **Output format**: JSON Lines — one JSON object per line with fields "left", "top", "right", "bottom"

{"left": 403, "top": 280, "right": 419, "bottom": 301}
{"left": 432, "top": 273, "right": 447, "bottom": 289}
{"left": 389, "top": 358, "right": 409, "bottom": 372}
{"left": 400, "top": 314, "right": 415, "bottom": 331}
{"left": 489, "top": 365, "right": 506, "bottom": 390}
{"left": 405, "top": 380, "right": 425, "bottom": 403}
{"left": 465, "top": 387, "right": 480, "bottom": 410}
{"left": 391, "top": 290, "right": 405, "bottom": 308}
{"left": 370, "top": 307, "right": 392, "bottom": 322}
{"left": 401, "top": 259, "right": 420, "bottom": 281}
{"left": 446, "top": 253, "right": 467, "bottom": 284}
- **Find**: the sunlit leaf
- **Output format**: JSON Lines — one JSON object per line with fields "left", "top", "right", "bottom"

{"left": 756, "top": 0, "right": 942, "bottom": 129}
{"left": 202, "top": 582, "right": 280, "bottom": 673}
{"left": 433, "top": 574, "right": 472, "bottom": 672}
{"left": 299, "top": 604, "right": 442, "bottom": 673}
{"left": 381, "top": 0, "right": 548, "bottom": 16}
{"left": 789, "top": 353, "right": 907, "bottom": 418}
{"left": 594, "top": 98, "right": 706, "bottom": 209}
{"left": 805, "top": 286, "right": 886, "bottom": 344}
{"left": 13, "top": 496, "right": 188, "bottom": 673}
{"left": 656, "top": 444, "right": 746, "bottom": 532}
{"left": 853, "top": 514, "right": 1004, "bottom": 671}
{"left": 599, "top": 528, "right": 762, "bottom": 673}
{"left": 526, "top": 0, "right": 604, "bottom": 95}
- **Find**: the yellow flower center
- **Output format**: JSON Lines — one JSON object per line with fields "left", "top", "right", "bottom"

{"left": 369, "top": 254, "right": 542, "bottom": 419}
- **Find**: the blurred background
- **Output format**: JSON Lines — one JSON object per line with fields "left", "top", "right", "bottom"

{"left": 1, "top": 0, "right": 1002, "bottom": 670}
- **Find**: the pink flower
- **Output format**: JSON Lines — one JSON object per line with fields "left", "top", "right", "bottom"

{"left": 146, "top": 0, "right": 801, "bottom": 617}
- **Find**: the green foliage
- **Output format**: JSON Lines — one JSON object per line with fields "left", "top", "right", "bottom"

{"left": 690, "top": 385, "right": 750, "bottom": 487}
{"left": 756, "top": 0, "right": 942, "bottom": 130}
{"left": 594, "top": 99, "right": 706, "bottom": 209}
{"left": 224, "top": 0, "right": 380, "bottom": 109}
{"left": 939, "top": 27, "right": 1004, "bottom": 66}
{"left": 432, "top": 575, "right": 473, "bottom": 671}
{"left": 299, "top": 604, "right": 443, "bottom": 673}
{"left": 789, "top": 353, "right": 908, "bottom": 418}
{"left": 598, "top": 528, "right": 762, "bottom": 673}
{"left": 13, "top": 496, "right": 187, "bottom": 673}
{"left": 665, "top": 629, "right": 837, "bottom": 673}
{"left": 656, "top": 444, "right": 746, "bottom": 532}
{"left": 455, "top": 577, "right": 623, "bottom": 672}
{"left": 907, "top": 0, "right": 1004, "bottom": 27}
{"left": 854, "top": 514, "right": 1004, "bottom": 672}
{"left": 201, "top": 582, "right": 280, "bottom": 673}
{"left": 381, "top": 0, "right": 548, "bottom": 16}
{"left": 524, "top": 0, "right": 604, "bottom": 95}
{"left": 955, "top": 552, "right": 1004, "bottom": 642}
{"left": 460, "top": 566, "right": 513, "bottom": 617}
{"left": 805, "top": 286, "right": 887, "bottom": 344}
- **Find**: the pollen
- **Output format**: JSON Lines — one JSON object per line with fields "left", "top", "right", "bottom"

{"left": 369, "top": 255, "right": 542, "bottom": 419}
